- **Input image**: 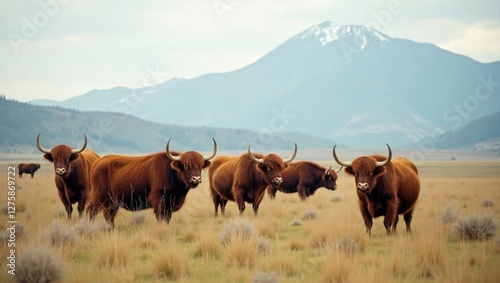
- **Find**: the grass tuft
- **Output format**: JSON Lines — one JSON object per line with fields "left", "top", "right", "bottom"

{"left": 152, "top": 249, "right": 189, "bottom": 280}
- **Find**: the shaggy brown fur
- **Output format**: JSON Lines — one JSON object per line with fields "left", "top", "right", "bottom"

{"left": 343, "top": 155, "right": 420, "bottom": 236}
{"left": 86, "top": 150, "right": 211, "bottom": 228}
{"left": 42, "top": 146, "right": 100, "bottom": 219}
{"left": 209, "top": 153, "right": 288, "bottom": 216}
{"left": 267, "top": 161, "right": 339, "bottom": 201}
{"left": 18, "top": 163, "right": 41, "bottom": 178}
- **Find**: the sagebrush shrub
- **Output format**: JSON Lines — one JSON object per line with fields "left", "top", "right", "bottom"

{"left": 15, "top": 246, "right": 65, "bottom": 283}
{"left": 252, "top": 271, "right": 279, "bottom": 283}
{"left": 289, "top": 219, "right": 302, "bottom": 226}
{"left": 73, "top": 218, "right": 111, "bottom": 238}
{"left": 440, "top": 203, "right": 459, "bottom": 224}
{"left": 220, "top": 218, "right": 256, "bottom": 246}
{"left": 453, "top": 213, "right": 497, "bottom": 241}
{"left": 482, "top": 199, "right": 494, "bottom": 207}
{"left": 47, "top": 220, "right": 78, "bottom": 246}
{"left": 329, "top": 235, "right": 359, "bottom": 257}
{"left": 302, "top": 208, "right": 317, "bottom": 220}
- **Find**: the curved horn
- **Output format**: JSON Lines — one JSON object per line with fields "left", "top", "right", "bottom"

{"left": 36, "top": 133, "right": 52, "bottom": 154}
{"left": 71, "top": 134, "right": 87, "bottom": 154}
{"left": 282, "top": 143, "right": 298, "bottom": 164}
{"left": 165, "top": 139, "right": 181, "bottom": 161}
{"left": 375, "top": 143, "right": 392, "bottom": 167}
{"left": 203, "top": 138, "right": 217, "bottom": 161}
{"left": 325, "top": 166, "right": 332, "bottom": 176}
{"left": 248, "top": 145, "right": 265, "bottom": 164}
{"left": 332, "top": 145, "right": 352, "bottom": 167}
{"left": 335, "top": 165, "right": 343, "bottom": 173}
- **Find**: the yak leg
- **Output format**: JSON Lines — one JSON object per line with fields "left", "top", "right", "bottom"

{"left": 252, "top": 191, "right": 266, "bottom": 216}
{"left": 267, "top": 185, "right": 277, "bottom": 199}
{"left": 403, "top": 209, "right": 414, "bottom": 233}
{"left": 212, "top": 194, "right": 224, "bottom": 217}
{"left": 77, "top": 195, "right": 87, "bottom": 218}
{"left": 220, "top": 199, "right": 228, "bottom": 216}
{"left": 384, "top": 196, "right": 399, "bottom": 236}
{"left": 297, "top": 185, "right": 309, "bottom": 201}
{"left": 103, "top": 206, "right": 118, "bottom": 229}
{"left": 58, "top": 190, "right": 73, "bottom": 219}
{"left": 233, "top": 187, "right": 246, "bottom": 215}
{"left": 392, "top": 215, "right": 399, "bottom": 234}
{"left": 359, "top": 202, "right": 373, "bottom": 236}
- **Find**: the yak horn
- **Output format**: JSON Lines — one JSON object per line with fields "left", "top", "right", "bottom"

{"left": 324, "top": 166, "right": 332, "bottom": 175}
{"left": 248, "top": 145, "right": 265, "bottom": 164}
{"left": 203, "top": 138, "right": 217, "bottom": 161}
{"left": 165, "top": 139, "right": 181, "bottom": 161}
{"left": 332, "top": 145, "right": 352, "bottom": 167}
{"left": 375, "top": 143, "right": 392, "bottom": 167}
{"left": 36, "top": 134, "right": 52, "bottom": 154}
{"left": 71, "top": 134, "right": 87, "bottom": 154}
{"left": 335, "top": 165, "right": 343, "bottom": 173}
{"left": 282, "top": 143, "right": 298, "bottom": 164}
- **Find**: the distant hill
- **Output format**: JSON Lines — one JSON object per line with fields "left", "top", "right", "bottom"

{"left": 0, "top": 96, "right": 334, "bottom": 154}
{"left": 435, "top": 111, "right": 500, "bottom": 155}
{"left": 31, "top": 21, "right": 500, "bottom": 148}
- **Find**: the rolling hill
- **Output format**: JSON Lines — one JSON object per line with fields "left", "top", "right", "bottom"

{"left": 0, "top": 96, "right": 334, "bottom": 154}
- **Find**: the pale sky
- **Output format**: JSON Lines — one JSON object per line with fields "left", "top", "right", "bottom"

{"left": 1, "top": 0, "right": 499, "bottom": 102}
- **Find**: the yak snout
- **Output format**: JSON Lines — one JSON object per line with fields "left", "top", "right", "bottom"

{"left": 272, "top": 177, "right": 283, "bottom": 187}
{"left": 55, "top": 168, "right": 67, "bottom": 176}
{"left": 190, "top": 176, "right": 202, "bottom": 185}
{"left": 357, "top": 182, "right": 369, "bottom": 191}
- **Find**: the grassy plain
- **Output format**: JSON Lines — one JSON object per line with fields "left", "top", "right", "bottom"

{"left": 0, "top": 159, "right": 499, "bottom": 282}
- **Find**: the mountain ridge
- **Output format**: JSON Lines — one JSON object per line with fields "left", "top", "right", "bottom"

{"left": 29, "top": 21, "right": 500, "bottom": 148}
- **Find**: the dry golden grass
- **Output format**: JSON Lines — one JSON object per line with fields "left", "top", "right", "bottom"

{"left": 0, "top": 160, "right": 499, "bottom": 282}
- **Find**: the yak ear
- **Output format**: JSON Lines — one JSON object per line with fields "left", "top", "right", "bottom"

{"left": 344, "top": 166, "right": 355, "bottom": 176}
{"left": 44, "top": 153, "right": 54, "bottom": 162}
{"left": 170, "top": 161, "right": 183, "bottom": 172}
{"left": 69, "top": 153, "right": 79, "bottom": 161}
{"left": 203, "top": 160, "right": 211, "bottom": 169}
{"left": 374, "top": 166, "right": 386, "bottom": 177}
{"left": 257, "top": 163, "right": 266, "bottom": 172}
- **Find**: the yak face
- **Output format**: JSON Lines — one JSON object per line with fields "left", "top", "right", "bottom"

{"left": 170, "top": 151, "right": 211, "bottom": 189}
{"left": 36, "top": 134, "right": 87, "bottom": 179}
{"left": 322, "top": 169, "right": 338, "bottom": 191}
{"left": 44, "top": 145, "right": 80, "bottom": 178}
{"left": 166, "top": 138, "right": 217, "bottom": 189}
{"left": 344, "top": 157, "right": 387, "bottom": 193}
{"left": 255, "top": 154, "right": 287, "bottom": 189}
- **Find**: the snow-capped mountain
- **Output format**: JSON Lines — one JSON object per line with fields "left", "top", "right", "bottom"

{"left": 31, "top": 21, "right": 500, "bottom": 148}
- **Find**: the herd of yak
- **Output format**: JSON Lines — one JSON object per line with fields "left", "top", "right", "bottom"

{"left": 18, "top": 134, "right": 420, "bottom": 236}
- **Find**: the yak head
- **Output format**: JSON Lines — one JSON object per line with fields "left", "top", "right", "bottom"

{"left": 248, "top": 144, "right": 297, "bottom": 188}
{"left": 36, "top": 134, "right": 87, "bottom": 179}
{"left": 322, "top": 166, "right": 342, "bottom": 191}
{"left": 333, "top": 144, "right": 392, "bottom": 194}
{"left": 165, "top": 138, "right": 217, "bottom": 189}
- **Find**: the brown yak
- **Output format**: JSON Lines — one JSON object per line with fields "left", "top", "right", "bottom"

{"left": 209, "top": 144, "right": 297, "bottom": 216}
{"left": 36, "top": 134, "right": 100, "bottom": 219}
{"left": 18, "top": 163, "right": 41, "bottom": 178}
{"left": 267, "top": 162, "right": 342, "bottom": 200}
{"left": 86, "top": 139, "right": 217, "bottom": 228}
{"left": 333, "top": 144, "right": 420, "bottom": 236}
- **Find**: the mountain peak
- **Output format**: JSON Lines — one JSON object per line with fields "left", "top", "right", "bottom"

{"left": 297, "top": 21, "right": 391, "bottom": 49}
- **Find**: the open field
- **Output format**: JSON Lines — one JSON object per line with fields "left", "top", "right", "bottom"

{"left": 1, "top": 159, "right": 499, "bottom": 282}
